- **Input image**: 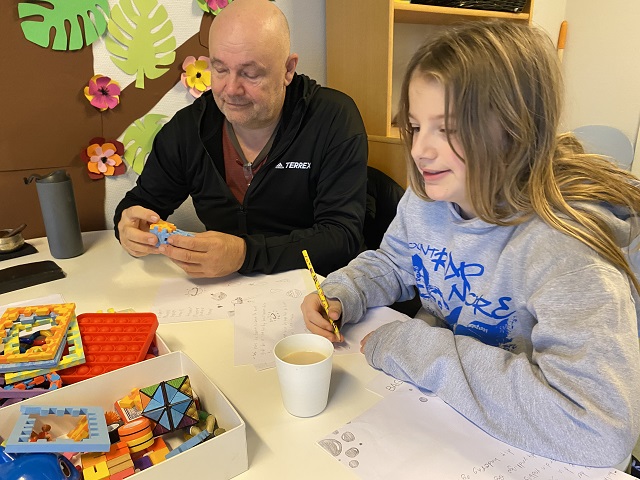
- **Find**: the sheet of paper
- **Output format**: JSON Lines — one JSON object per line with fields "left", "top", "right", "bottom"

{"left": 335, "top": 307, "right": 410, "bottom": 354}
{"left": 151, "top": 269, "right": 309, "bottom": 323}
{"left": 319, "top": 383, "right": 632, "bottom": 480}
{"left": 233, "top": 300, "right": 411, "bottom": 369}
{"left": 365, "top": 372, "right": 410, "bottom": 398}
{"left": 233, "top": 298, "right": 309, "bottom": 368}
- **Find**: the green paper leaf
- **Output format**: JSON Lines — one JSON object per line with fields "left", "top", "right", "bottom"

{"left": 18, "top": 0, "right": 110, "bottom": 50}
{"left": 105, "top": 0, "right": 177, "bottom": 89}
{"left": 123, "top": 113, "right": 167, "bottom": 174}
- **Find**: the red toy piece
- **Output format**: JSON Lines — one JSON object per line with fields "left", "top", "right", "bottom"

{"left": 59, "top": 313, "right": 158, "bottom": 384}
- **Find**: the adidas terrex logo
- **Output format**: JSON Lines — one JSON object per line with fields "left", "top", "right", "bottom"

{"left": 275, "top": 162, "right": 311, "bottom": 169}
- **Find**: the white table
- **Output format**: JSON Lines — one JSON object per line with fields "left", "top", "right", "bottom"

{"left": 0, "top": 231, "right": 381, "bottom": 479}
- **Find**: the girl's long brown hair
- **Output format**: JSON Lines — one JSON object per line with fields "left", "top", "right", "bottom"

{"left": 397, "top": 21, "right": 640, "bottom": 293}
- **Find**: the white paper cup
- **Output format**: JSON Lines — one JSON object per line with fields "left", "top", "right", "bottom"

{"left": 274, "top": 333, "right": 335, "bottom": 417}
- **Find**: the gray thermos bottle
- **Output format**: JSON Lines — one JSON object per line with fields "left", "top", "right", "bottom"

{"left": 24, "top": 169, "right": 84, "bottom": 259}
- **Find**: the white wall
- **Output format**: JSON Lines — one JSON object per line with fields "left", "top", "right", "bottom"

{"left": 560, "top": 0, "right": 640, "bottom": 148}
{"left": 276, "top": 0, "right": 327, "bottom": 85}
{"left": 534, "top": 0, "right": 640, "bottom": 167}
{"left": 531, "top": 0, "right": 567, "bottom": 48}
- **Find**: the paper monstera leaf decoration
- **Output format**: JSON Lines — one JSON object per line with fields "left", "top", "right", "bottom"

{"left": 18, "top": 0, "right": 110, "bottom": 50}
{"left": 123, "top": 114, "right": 167, "bottom": 174}
{"left": 105, "top": 0, "right": 176, "bottom": 88}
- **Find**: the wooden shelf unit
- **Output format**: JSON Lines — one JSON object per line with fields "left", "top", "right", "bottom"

{"left": 326, "top": 0, "right": 533, "bottom": 186}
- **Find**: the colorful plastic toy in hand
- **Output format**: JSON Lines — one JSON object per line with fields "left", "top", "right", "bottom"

{"left": 148, "top": 220, "right": 194, "bottom": 247}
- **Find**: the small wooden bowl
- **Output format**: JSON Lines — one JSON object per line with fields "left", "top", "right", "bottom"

{"left": 0, "top": 230, "right": 25, "bottom": 253}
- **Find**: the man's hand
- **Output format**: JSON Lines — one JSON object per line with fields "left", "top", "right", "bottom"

{"left": 158, "top": 231, "right": 247, "bottom": 278}
{"left": 301, "top": 292, "right": 343, "bottom": 343}
{"left": 117, "top": 206, "right": 162, "bottom": 257}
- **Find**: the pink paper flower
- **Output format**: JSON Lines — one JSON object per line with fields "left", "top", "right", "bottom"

{"left": 196, "top": 0, "right": 232, "bottom": 15}
{"left": 80, "top": 137, "right": 126, "bottom": 180}
{"left": 84, "top": 75, "right": 121, "bottom": 111}
{"left": 208, "top": 0, "right": 229, "bottom": 9}
{"left": 181, "top": 56, "right": 212, "bottom": 98}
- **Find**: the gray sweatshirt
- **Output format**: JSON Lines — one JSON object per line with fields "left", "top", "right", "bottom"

{"left": 322, "top": 188, "right": 640, "bottom": 467}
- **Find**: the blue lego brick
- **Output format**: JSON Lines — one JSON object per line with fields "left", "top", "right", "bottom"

{"left": 149, "top": 224, "right": 195, "bottom": 247}
{"left": 164, "top": 429, "right": 210, "bottom": 459}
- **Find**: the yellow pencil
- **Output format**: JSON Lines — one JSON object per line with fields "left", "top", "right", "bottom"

{"left": 302, "top": 250, "right": 340, "bottom": 338}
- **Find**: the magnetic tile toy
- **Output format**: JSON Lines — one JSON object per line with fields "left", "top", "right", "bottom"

{"left": 5, "top": 405, "right": 109, "bottom": 453}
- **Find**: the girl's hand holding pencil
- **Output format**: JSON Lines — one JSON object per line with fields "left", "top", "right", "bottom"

{"left": 301, "top": 249, "right": 344, "bottom": 343}
{"left": 300, "top": 291, "right": 344, "bottom": 343}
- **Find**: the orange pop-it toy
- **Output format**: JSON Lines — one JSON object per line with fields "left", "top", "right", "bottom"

{"left": 60, "top": 313, "right": 158, "bottom": 384}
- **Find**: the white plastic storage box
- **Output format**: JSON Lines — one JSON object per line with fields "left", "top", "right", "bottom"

{"left": 0, "top": 351, "right": 248, "bottom": 479}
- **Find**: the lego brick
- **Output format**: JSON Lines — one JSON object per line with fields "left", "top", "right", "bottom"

{"left": 105, "top": 443, "right": 129, "bottom": 462}
{"left": 148, "top": 446, "right": 169, "bottom": 465}
{"left": 109, "top": 466, "right": 135, "bottom": 480}
{"left": 132, "top": 454, "right": 153, "bottom": 471}
{"left": 81, "top": 452, "right": 107, "bottom": 470}
{"left": 108, "top": 457, "right": 134, "bottom": 474}
{"left": 83, "top": 461, "right": 110, "bottom": 480}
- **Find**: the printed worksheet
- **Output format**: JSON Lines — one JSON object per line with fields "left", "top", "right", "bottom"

{"left": 319, "top": 382, "right": 632, "bottom": 480}
{"left": 233, "top": 298, "right": 309, "bottom": 368}
{"left": 151, "top": 269, "right": 310, "bottom": 323}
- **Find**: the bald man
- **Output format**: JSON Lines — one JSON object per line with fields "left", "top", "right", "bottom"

{"left": 114, "top": 0, "right": 367, "bottom": 278}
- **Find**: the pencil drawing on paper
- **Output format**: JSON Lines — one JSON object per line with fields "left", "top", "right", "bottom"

{"left": 210, "top": 291, "right": 227, "bottom": 301}
{"left": 286, "top": 288, "right": 303, "bottom": 298}
{"left": 185, "top": 286, "right": 204, "bottom": 296}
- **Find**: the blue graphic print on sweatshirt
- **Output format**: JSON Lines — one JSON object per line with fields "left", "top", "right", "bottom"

{"left": 411, "top": 244, "right": 515, "bottom": 349}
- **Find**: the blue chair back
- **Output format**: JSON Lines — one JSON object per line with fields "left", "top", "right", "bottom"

{"left": 573, "top": 125, "right": 634, "bottom": 170}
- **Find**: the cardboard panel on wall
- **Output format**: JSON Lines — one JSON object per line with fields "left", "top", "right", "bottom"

{"left": 0, "top": 2, "right": 105, "bottom": 237}
{"left": 0, "top": 3, "right": 211, "bottom": 239}
{"left": 0, "top": 3, "right": 103, "bottom": 172}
